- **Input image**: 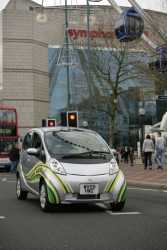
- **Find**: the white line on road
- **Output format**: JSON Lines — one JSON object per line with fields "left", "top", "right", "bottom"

{"left": 1, "top": 177, "right": 7, "bottom": 182}
{"left": 106, "top": 211, "right": 141, "bottom": 216}
{"left": 1, "top": 178, "right": 15, "bottom": 183}
{"left": 96, "top": 204, "right": 142, "bottom": 216}
{"left": 96, "top": 203, "right": 107, "bottom": 209}
{"left": 128, "top": 187, "right": 167, "bottom": 193}
{"left": 0, "top": 216, "right": 6, "bottom": 219}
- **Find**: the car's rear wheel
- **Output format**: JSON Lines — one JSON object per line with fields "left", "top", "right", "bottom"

{"left": 110, "top": 200, "right": 126, "bottom": 211}
{"left": 39, "top": 181, "right": 54, "bottom": 212}
{"left": 16, "top": 176, "right": 28, "bottom": 200}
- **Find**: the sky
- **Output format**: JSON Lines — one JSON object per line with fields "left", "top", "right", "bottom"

{"left": 0, "top": 0, "right": 167, "bottom": 13}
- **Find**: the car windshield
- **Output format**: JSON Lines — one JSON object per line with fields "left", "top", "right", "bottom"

{"left": 44, "top": 130, "right": 112, "bottom": 159}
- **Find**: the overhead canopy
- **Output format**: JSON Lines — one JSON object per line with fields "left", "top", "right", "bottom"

{"left": 0, "top": 0, "right": 10, "bottom": 11}
{"left": 0, "top": 0, "right": 166, "bottom": 13}
{"left": 31, "top": 0, "right": 167, "bottom": 14}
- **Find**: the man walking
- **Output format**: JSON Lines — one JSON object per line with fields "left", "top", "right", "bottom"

{"left": 155, "top": 132, "right": 165, "bottom": 170}
{"left": 142, "top": 134, "right": 154, "bottom": 169}
{"left": 9, "top": 143, "right": 20, "bottom": 173}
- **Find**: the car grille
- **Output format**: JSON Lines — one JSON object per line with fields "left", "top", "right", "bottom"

{"left": 77, "top": 194, "right": 100, "bottom": 199}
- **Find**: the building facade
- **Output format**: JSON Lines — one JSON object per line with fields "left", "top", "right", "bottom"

{"left": 0, "top": 0, "right": 167, "bottom": 138}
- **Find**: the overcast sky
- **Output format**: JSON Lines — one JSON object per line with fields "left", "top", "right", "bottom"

{"left": 0, "top": 0, "right": 167, "bottom": 13}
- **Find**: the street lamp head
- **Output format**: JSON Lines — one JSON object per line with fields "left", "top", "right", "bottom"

{"left": 82, "top": 121, "right": 89, "bottom": 128}
{"left": 139, "top": 107, "right": 145, "bottom": 116}
{"left": 36, "top": 12, "right": 48, "bottom": 23}
{"left": 113, "top": 98, "right": 118, "bottom": 104}
{"left": 36, "top": 0, "right": 47, "bottom": 24}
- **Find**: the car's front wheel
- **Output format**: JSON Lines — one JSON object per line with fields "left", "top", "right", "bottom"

{"left": 110, "top": 200, "right": 126, "bottom": 211}
{"left": 16, "top": 176, "right": 28, "bottom": 200}
{"left": 39, "top": 182, "right": 54, "bottom": 212}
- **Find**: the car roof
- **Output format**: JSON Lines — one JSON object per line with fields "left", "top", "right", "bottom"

{"left": 27, "top": 126, "right": 97, "bottom": 135}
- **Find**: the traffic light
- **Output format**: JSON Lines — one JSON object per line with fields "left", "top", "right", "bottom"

{"left": 47, "top": 119, "right": 56, "bottom": 127}
{"left": 42, "top": 119, "right": 56, "bottom": 127}
{"left": 60, "top": 111, "right": 78, "bottom": 127}
{"left": 68, "top": 111, "right": 78, "bottom": 127}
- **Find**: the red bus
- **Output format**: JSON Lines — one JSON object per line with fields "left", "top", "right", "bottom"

{"left": 0, "top": 105, "right": 19, "bottom": 171}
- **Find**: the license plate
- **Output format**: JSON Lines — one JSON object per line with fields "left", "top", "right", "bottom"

{"left": 80, "top": 184, "right": 99, "bottom": 195}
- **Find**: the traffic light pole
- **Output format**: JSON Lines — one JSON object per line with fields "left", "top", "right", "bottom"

{"left": 86, "top": 0, "right": 94, "bottom": 107}
{"left": 65, "top": 0, "right": 71, "bottom": 109}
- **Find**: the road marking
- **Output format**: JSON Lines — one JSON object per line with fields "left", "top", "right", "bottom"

{"left": 96, "top": 203, "right": 107, "bottom": 209}
{"left": 1, "top": 178, "right": 7, "bottom": 182}
{"left": 96, "top": 204, "right": 142, "bottom": 216}
{"left": 1, "top": 178, "right": 15, "bottom": 183}
{"left": 128, "top": 187, "right": 167, "bottom": 193}
{"left": 106, "top": 211, "right": 141, "bottom": 216}
{"left": 0, "top": 216, "right": 5, "bottom": 219}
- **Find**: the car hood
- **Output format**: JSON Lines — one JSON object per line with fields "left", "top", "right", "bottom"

{"left": 60, "top": 162, "right": 110, "bottom": 176}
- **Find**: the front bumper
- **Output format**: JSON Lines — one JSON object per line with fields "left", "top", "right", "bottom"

{"left": 21, "top": 162, "right": 127, "bottom": 205}
{"left": 43, "top": 169, "right": 127, "bottom": 205}
{"left": 62, "top": 192, "right": 113, "bottom": 204}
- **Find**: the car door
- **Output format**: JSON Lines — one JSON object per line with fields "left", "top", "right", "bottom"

{"left": 21, "top": 131, "right": 33, "bottom": 176}
{"left": 30, "top": 132, "right": 46, "bottom": 192}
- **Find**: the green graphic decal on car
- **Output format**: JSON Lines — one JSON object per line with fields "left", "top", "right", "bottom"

{"left": 23, "top": 161, "right": 73, "bottom": 204}
{"left": 104, "top": 170, "right": 127, "bottom": 202}
{"left": 116, "top": 181, "right": 127, "bottom": 202}
{"left": 104, "top": 170, "right": 122, "bottom": 192}
{"left": 41, "top": 173, "right": 60, "bottom": 204}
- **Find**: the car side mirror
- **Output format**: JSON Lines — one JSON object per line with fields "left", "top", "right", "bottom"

{"left": 26, "top": 148, "right": 40, "bottom": 156}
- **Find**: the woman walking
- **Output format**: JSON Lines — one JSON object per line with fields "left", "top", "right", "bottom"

{"left": 142, "top": 134, "right": 154, "bottom": 169}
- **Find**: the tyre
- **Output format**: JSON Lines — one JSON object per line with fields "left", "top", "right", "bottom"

{"left": 16, "top": 176, "right": 28, "bottom": 200}
{"left": 110, "top": 200, "right": 126, "bottom": 211}
{"left": 39, "top": 181, "right": 54, "bottom": 212}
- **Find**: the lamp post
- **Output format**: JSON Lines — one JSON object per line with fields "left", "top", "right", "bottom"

{"left": 0, "top": 86, "right": 3, "bottom": 105}
{"left": 86, "top": 0, "right": 102, "bottom": 102}
{"left": 36, "top": 1, "right": 71, "bottom": 110}
{"left": 64, "top": 0, "right": 70, "bottom": 109}
{"left": 139, "top": 107, "right": 145, "bottom": 153}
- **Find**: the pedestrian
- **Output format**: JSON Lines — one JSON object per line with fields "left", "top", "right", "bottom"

{"left": 115, "top": 148, "right": 120, "bottom": 164}
{"left": 142, "top": 134, "right": 154, "bottom": 169}
{"left": 124, "top": 146, "right": 130, "bottom": 164}
{"left": 9, "top": 143, "right": 20, "bottom": 173}
{"left": 155, "top": 132, "right": 165, "bottom": 170}
{"left": 120, "top": 147, "right": 125, "bottom": 162}
{"left": 129, "top": 146, "right": 134, "bottom": 166}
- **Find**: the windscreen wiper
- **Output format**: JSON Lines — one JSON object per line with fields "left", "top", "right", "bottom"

{"left": 62, "top": 151, "right": 111, "bottom": 159}
{"left": 89, "top": 151, "right": 111, "bottom": 154}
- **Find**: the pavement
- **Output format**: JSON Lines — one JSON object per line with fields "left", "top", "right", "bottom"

{"left": 120, "top": 158, "right": 167, "bottom": 190}
{"left": 1, "top": 158, "right": 167, "bottom": 191}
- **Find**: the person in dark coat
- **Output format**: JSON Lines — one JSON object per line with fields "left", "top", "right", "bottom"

{"left": 9, "top": 143, "right": 20, "bottom": 173}
{"left": 129, "top": 147, "right": 134, "bottom": 166}
{"left": 124, "top": 146, "right": 130, "bottom": 164}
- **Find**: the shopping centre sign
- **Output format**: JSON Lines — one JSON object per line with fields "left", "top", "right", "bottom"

{"left": 68, "top": 28, "right": 149, "bottom": 40}
{"left": 68, "top": 29, "right": 115, "bottom": 40}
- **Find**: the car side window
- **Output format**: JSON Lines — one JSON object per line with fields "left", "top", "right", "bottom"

{"left": 32, "top": 133, "right": 46, "bottom": 162}
{"left": 22, "top": 132, "right": 32, "bottom": 150}
{"left": 32, "top": 133, "right": 42, "bottom": 149}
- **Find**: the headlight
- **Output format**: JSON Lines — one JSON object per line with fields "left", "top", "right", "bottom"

{"left": 49, "top": 159, "right": 66, "bottom": 175}
{"left": 109, "top": 159, "right": 119, "bottom": 175}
